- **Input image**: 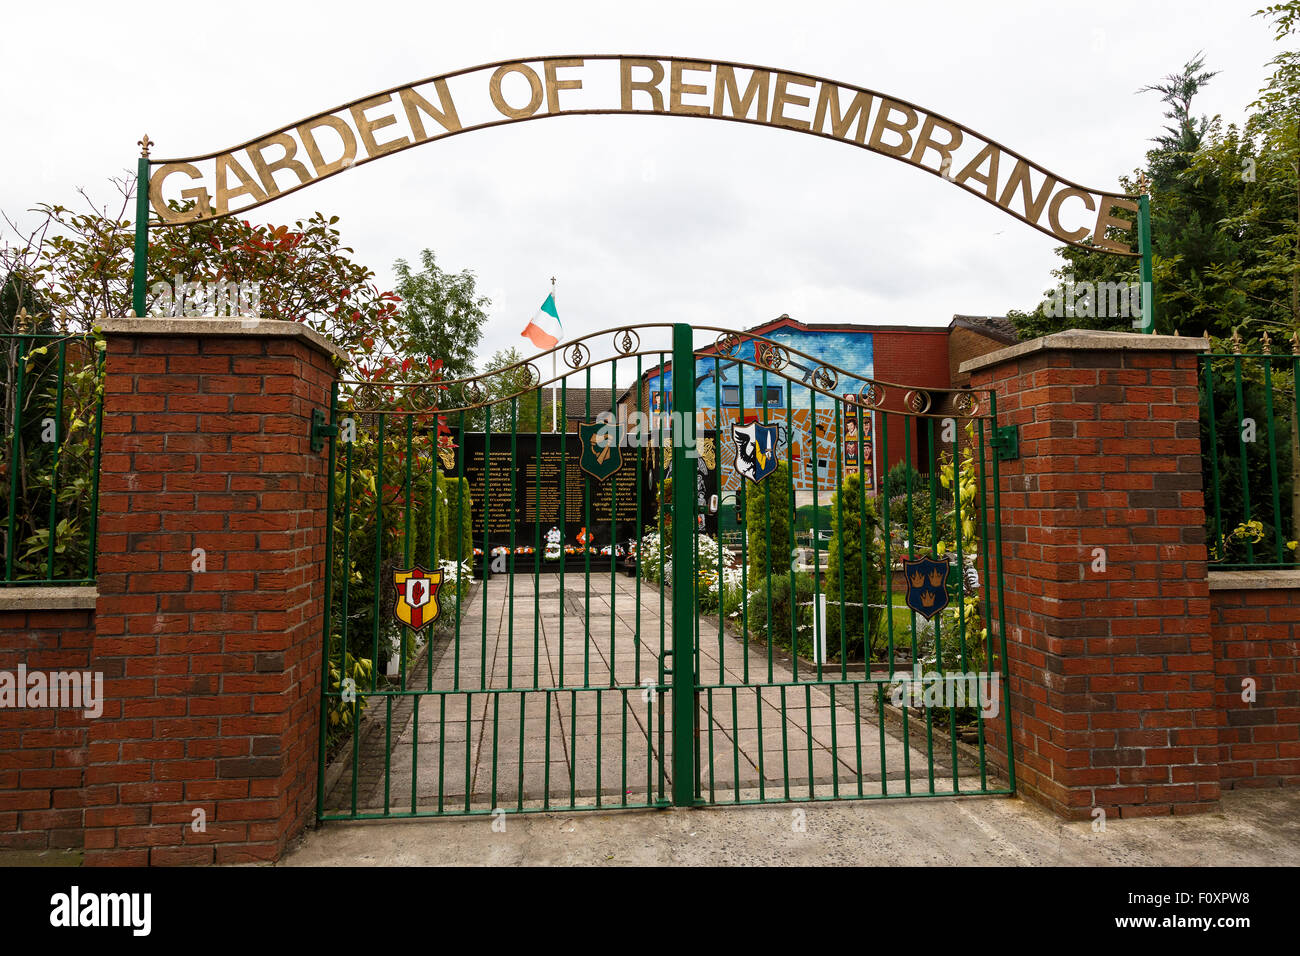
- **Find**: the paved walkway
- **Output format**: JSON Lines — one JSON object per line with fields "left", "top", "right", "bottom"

{"left": 322, "top": 572, "right": 998, "bottom": 816}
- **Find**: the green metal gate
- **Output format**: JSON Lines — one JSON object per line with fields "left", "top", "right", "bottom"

{"left": 316, "top": 323, "right": 1013, "bottom": 821}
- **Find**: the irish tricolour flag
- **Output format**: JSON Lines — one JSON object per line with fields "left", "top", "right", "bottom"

{"left": 521, "top": 291, "right": 562, "bottom": 349}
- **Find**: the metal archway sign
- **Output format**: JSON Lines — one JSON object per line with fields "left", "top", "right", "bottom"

{"left": 130, "top": 54, "right": 1153, "bottom": 327}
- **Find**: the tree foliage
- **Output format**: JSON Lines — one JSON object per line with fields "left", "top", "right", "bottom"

{"left": 1010, "top": 7, "right": 1299, "bottom": 343}
{"left": 473, "top": 346, "right": 542, "bottom": 433}
{"left": 393, "top": 248, "right": 489, "bottom": 382}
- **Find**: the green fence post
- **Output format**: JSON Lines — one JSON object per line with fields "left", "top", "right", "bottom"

{"left": 1138, "top": 193, "right": 1154, "bottom": 335}
{"left": 132, "top": 141, "right": 151, "bottom": 318}
{"left": 670, "top": 323, "right": 697, "bottom": 806}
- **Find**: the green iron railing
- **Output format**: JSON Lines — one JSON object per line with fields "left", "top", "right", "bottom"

{"left": 317, "top": 324, "right": 1013, "bottom": 820}
{"left": 1, "top": 330, "right": 104, "bottom": 585}
{"left": 1199, "top": 346, "right": 1300, "bottom": 570}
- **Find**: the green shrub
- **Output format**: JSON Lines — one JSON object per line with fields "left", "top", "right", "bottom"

{"left": 745, "top": 460, "right": 793, "bottom": 582}
{"left": 747, "top": 570, "right": 815, "bottom": 654}
{"left": 825, "top": 472, "right": 885, "bottom": 661}
{"left": 882, "top": 460, "right": 923, "bottom": 502}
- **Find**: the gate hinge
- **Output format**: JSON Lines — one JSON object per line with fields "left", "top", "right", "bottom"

{"left": 311, "top": 408, "right": 338, "bottom": 452}
{"left": 991, "top": 424, "right": 1019, "bottom": 461}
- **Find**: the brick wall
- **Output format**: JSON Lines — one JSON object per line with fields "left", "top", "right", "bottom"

{"left": 85, "top": 318, "right": 341, "bottom": 865}
{"left": 0, "top": 593, "right": 96, "bottom": 851}
{"left": 965, "top": 332, "right": 1218, "bottom": 819}
{"left": 1209, "top": 578, "right": 1300, "bottom": 788}
{"left": 949, "top": 325, "right": 1013, "bottom": 387}
{"left": 873, "top": 329, "right": 952, "bottom": 475}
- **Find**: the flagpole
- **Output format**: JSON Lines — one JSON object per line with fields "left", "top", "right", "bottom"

{"left": 550, "top": 276, "right": 558, "bottom": 433}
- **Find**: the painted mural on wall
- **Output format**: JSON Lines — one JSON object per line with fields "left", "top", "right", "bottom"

{"left": 703, "top": 406, "right": 874, "bottom": 503}
{"left": 644, "top": 326, "right": 876, "bottom": 505}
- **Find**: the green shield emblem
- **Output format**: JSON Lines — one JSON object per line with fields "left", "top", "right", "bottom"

{"left": 578, "top": 419, "right": 623, "bottom": 482}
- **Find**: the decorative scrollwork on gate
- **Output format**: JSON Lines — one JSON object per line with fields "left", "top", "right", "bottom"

{"left": 461, "top": 380, "right": 487, "bottom": 405}
{"left": 952, "top": 391, "right": 980, "bottom": 418}
{"left": 565, "top": 342, "right": 590, "bottom": 369}
{"left": 715, "top": 331, "right": 744, "bottom": 358}
{"left": 858, "top": 381, "right": 886, "bottom": 408}
{"left": 904, "top": 389, "right": 932, "bottom": 414}
{"left": 521, "top": 362, "right": 541, "bottom": 389}
{"left": 614, "top": 328, "right": 640, "bottom": 355}
{"left": 810, "top": 365, "right": 839, "bottom": 392}
{"left": 755, "top": 341, "right": 790, "bottom": 372}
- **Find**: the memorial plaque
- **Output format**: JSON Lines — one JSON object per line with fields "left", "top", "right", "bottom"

{"left": 456, "top": 430, "right": 657, "bottom": 550}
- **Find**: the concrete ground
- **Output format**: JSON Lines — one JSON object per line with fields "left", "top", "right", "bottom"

{"left": 284, "top": 787, "right": 1300, "bottom": 866}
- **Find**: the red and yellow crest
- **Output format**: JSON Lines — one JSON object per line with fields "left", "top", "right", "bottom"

{"left": 393, "top": 566, "right": 444, "bottom": 632}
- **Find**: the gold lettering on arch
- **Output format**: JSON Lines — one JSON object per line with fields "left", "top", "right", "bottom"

{"left": 144, "top": 55, "right": 1139, "bottom": 255}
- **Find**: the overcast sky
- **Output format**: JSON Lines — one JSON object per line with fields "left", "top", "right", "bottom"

{"left": 0, "top": 0, "right": 1282, "bottom": 376}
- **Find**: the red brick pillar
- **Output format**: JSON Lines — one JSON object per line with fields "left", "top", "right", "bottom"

{"left": 86, "top": 318, "right": 342, "bottom": 865}
{"left": 963, "top": 330, "right": 1218, "bottom": 819}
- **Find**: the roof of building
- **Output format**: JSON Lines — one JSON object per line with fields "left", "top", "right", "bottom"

{"left": 540, "top": 386, "right": 617, "bottom": 417}
{"left": 614, "top": 313, "right": 954, "bottom": 404}
{"left": 949, "top": 314, "right": 1019, "bottom": 344}
{"left": 741, "top": 313, "right": 952, "bottom": 339}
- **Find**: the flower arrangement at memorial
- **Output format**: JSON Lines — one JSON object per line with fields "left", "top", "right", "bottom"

{"left": 635, "top": 529, "right": 743, "bottom": 615}
{"left": 544, "top": 526, "right": 562, "bottom": 561}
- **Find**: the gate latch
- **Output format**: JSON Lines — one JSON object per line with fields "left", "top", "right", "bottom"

{"left": 991, "top": 424, "right": 1019, "bottom": 461}
{"left": 311, "top": 408, "right": 338, "bottom": 452}
{"left": 659, "top": 649, "right": 672, "bottom": 682}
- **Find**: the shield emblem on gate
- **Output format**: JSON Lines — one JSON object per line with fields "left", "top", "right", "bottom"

{"left": 393, "top": 566, "right": 444, "bottom": 633}
{"left": 904, "top": 554, "right": 950, "bottom": 621}
{"left": 578, "top": 419, "right": 623, "bottom": 482}
{"left": 731, "top": 420, "right": 779, "bottom": 484}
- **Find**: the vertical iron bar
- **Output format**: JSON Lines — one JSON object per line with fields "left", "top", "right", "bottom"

{"left": 482, "top": 405, "right": 491, "bottom": 690}
{"left": 45, "top": 340, "right": 67, "bottom": 579}
{"left": 535, "top": 387, "right": 543, "bottom": 688}
{"left": 5, "top": 335, "right": 28, "bottom": 581}
{"left": 372, "top": 415, "right": 385, "bottom": 691}
{"left": 1138, "top": 192, "right": 1154, "bottom": 334}
{"left": 786, "top": 379, "right": 797, "bottom": 680}
{"left": 509, "top": 398, "right": 517, "bottom": 689}
{"left": 455, "top": 410, "right": 466, "bottom": 691}
{"left": 1233, "top": 357, "right": 1254, "bottom": 564}
{"left": 132, "top": 154, "right": 149, "bottom": 318}
{"left": 584, "top": 369, "right": 591, "bottom": 687}
{"left": 401, "top": 415, "right": 412, "bottom": 691}
{"left": 989, "top": 391, "right": 1016, "bottom": 793}
{"left": 811, "top": 387, "right": 822, "bottom": 682}
{"left": 87, "top": 345, "right": 105, "bottom": 580}
{"left": 1263, "top": 358, "right": 1283, "bottom": 564}
{"left": 1203, "top": 360, "right": 1224, "bottom": 562}
{"left": 670, "top": 324, "right": 698, "bottom": 806}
